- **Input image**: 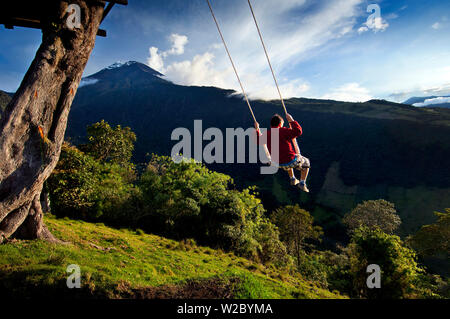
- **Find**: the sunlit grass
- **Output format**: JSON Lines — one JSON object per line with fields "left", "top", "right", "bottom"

{"left": 0, "top": 214, "right": 344, "bottom": 299}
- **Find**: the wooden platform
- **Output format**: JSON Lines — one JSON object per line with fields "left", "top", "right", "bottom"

{"left": 0, "top": 0, "right": 128, "bottom": 37}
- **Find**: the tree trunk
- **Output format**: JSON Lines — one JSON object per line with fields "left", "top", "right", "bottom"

{"left": 0, "top": 1, "right": 105, "bottom": 243}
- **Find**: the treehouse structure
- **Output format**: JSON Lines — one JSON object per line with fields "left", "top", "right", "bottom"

{"left": 0, "top": 0, "right": 128, "bottom": 243}
{"left": 0, "top": 0, "right": 127, "bottom": 37}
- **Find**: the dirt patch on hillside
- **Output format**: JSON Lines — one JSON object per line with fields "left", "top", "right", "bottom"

{"left": 120, "top": 277, "right": 241, "bottom": 299}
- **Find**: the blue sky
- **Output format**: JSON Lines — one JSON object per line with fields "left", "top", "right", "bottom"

{"left": 1, "top": 0, "right": 450, "bottom": 102}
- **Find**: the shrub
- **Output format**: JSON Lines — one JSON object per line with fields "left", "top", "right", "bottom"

{"left": 138, "top": 155, "right": 290, "bottom": 265}
{"left": 80, "top": 120, "right": 136, "bottom": 167}
{"left": 253, "top": 220, "right": 293, "bottom": 268}
{"left": 271, "top": 204, "right": 322, "bottom": 266}
{"left": 408, "top": 209, "right": 450, "bottom": 257}
{"left": 48, "top": 143, "right": 140, "bottom": 223}
{"left": 347, "top": 227, "right": 424, "bottom": 299}
{"left": 343, "top": 199, "right": 401, "bottom": 234}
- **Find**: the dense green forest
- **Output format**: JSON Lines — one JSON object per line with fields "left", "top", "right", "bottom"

{"left": 1, "top": 61, "right": 449, "bottom": 298}
{"left": 65, "top": 62, "right": 450, "bottom": 242}
{"left": 59, "top": 62, "right": 450, "bottom": 279}
{"left": 26, "top": 120, "right": 447, "bottom": 298}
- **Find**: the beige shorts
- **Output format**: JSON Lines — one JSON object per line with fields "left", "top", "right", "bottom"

{"left": 279, "top": 155, "right": 310, "bottom": 171}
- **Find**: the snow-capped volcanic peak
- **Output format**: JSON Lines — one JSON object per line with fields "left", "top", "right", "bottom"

{"left": 78, "top": 61, "right": 167, "bottom": 87}
{"left": 106, "top": 61, "right": 138, "bottom": 70}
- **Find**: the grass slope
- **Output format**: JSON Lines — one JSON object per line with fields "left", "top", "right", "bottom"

{"left": 0, "top": 215, "right": 343, "bottom": 299}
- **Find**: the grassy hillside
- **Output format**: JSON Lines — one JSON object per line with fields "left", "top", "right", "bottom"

{"left": 0, "top": 214, "right": 343, "bottom": 299}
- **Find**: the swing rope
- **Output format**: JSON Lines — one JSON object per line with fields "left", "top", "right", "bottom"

{"left": 206, "top": 0, "right": 257, "bottom": 124}
{"left": 247, "top": 0, "right": 301, "bottom": 155}
{"left": 247, "top": 0, "right": 287, "bottom": 117}
{"left": 206, "top": 0, "right": 302, "bottom": 163}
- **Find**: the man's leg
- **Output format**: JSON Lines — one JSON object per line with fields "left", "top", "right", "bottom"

{"left": 296, "top": 156, "right": 310, "bottom": 193}
{"left": 298, "top": 167, "right": 310, "bottom": 192}
{"left": 287, "top": 168, "right": 294, "bottom": 178}
{"left": 287, "top": 168, "right": 299, "bottom": 186}
{"left": 300, "top": 167, "right": 309, "bottom": 182}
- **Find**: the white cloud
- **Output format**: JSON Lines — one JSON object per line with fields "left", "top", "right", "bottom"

{"left": 363, "top": 17, "right": 389, "bottom": 33}
{"left": 422, "top": 83, "right": 450, "bottom": 95}
{"left": 160, "top": 50, "right": 311, "bottom": 100}
{"left": 147, "top": 33, "right": 189, "bottom": 72}
{"left": 385, "top": 13, "right": 399, "bottom": 20}
{"left": 358, "top": 26, "right": 369, "bottom": 34}
{"left": 147, "top": 47, "right": 164, "bottom": 71}
{"left": 414, "top": 66, "right": 450, "bottom": 96}
{"left": 164, "top": 52, "right": 235, "bottom": 89}
{"left": 413, "top": 96, "right": 450, "bottom": 107}
{"left": 390, "top": 82, "right": 450, "bottom": 103}
{"left": 368, "top": 17, "right": 389, "bottom": 32}
{"left": 386, "top": 64, "right": 450, "bottom": 102}
{"left": 432, "top": 22, "right": 441, "bottom": 30}
{"left": 146, "top": 0, "right": 363, "bottom": 99}
{"left": 358, "top": 5, "right": 389, "bottom": 35}
{"left": 79, "top": 78, "right": 99, "bottom": 88}
{"left": 246, "top": 79, "right": 311, "bottom": 100}
{"left": 388, "top": 92, "right": 411, "bottom": 103}
{"left": 166, "top": 34, "right": 188, "bottom": 56}
{"left": 322, "top": 83, "right": 373, "bottom": 102}
{"left": 264, "top": 0, "right": 362, "bottom": 66}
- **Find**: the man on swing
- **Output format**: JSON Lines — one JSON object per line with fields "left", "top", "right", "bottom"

{"left": 255, "top": 113, "right": 310, "bottom": 193}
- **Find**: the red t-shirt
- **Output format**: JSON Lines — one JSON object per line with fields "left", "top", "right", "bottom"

{"left": 257, "top": 121, "right": 302, "bottom": 164}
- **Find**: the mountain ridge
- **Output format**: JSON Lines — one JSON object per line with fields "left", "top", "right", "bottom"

{"left": 66, "top": 61, "right": 450, "bottom": 240}
{"left": 78, "top": 61, "right": 450, "bottom": 124}
{"left": 3, "top": 61, "right": 450, "bottom": 240}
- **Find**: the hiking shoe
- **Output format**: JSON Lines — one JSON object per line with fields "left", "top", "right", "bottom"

{"left": 298, "top": 182, "right": 310, "bottom": 193}
{"left": 290, "top": 178, "right": 299, "bottom": 186}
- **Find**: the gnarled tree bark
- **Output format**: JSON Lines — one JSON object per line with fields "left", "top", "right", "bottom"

{"left": 0, "top": 1, "right": 105, "bottom": 243}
